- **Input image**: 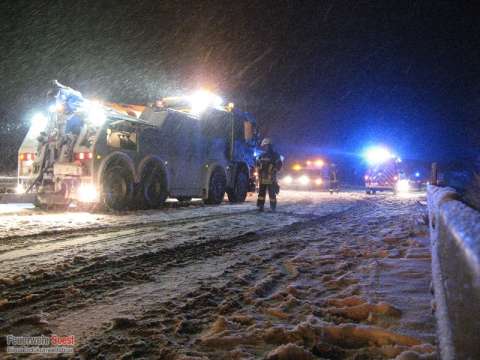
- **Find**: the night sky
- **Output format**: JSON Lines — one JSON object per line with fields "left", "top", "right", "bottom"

{"left": 0, "top": 0, "right": 478, "bottom": 171}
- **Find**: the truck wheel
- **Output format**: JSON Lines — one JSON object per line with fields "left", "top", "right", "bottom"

{"left": 102, "top": 165, "right": 134, "bottom": 211}
{"left": 34, "top": 196, "right": 48, "bottom": 210}
{"left": 227, "top": 170, "right": 248, "bottom": 203}
{"left": 142, "top": 165, "right": 167, "bottom": 209}
{"left": 205, "top": 167, "right": 226, "bottom": 205}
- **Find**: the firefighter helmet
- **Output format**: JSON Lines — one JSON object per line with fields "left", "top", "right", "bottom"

{"left": 261, "top": 138, "right": 272, "bottom": 147}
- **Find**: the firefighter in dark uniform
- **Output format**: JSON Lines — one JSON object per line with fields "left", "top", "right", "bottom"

{"left": 329, "top": 163, "right": 339, "bottom": 193}
{"left": 256, "top": 138, "right": 283, "bottom": 212}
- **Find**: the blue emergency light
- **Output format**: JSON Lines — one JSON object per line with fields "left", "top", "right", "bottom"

{"left": 363, "top": 146, "right": 395, "bottom": 165}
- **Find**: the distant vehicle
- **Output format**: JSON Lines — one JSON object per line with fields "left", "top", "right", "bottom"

{"left": 17, "top": 81, "right": 258, "bottom": 210}
{"left": 409, "top": 171, "right": 427, "bottom": 191}
{"left": 364, "top": 158, "right": 402, "bottom": 194}
{"left": 279, "top": 158, "right": 326, "bottom": 190}
{"left": 363, "top": 146, "right": 409, "bottom": 194}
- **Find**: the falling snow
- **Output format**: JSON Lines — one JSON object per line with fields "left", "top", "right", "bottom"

{"left": 0, "top": 1, "right": 479, "bottom": 172}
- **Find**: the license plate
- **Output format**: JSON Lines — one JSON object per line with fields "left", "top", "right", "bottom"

{"left": 54, "top": 163, "right": 82, "bottom": 176}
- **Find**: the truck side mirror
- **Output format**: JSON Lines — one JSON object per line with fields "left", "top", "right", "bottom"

{"left": 244, "top": 121, "right": 254, "bottom": 141}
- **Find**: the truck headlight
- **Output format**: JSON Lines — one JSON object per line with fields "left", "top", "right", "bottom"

{"left": 298, "top": 175, "right": 310, "bottom": 186}
{"left": 282, "top": 175, "right": 293, "bottom": 184}
{"left": 189, "top": 90, "right": 223, "bottom": 115}
{"left": 78, "top": 184, "right": 98, "bottom": 202}
{"left": 85, "top": 101, "right": 106, "bottom": 126}
{"left": 30, "top": 113, "right": 49, "bottom": 136}
{"left": 396, "top": 179, "right": 410, "bottom": 193}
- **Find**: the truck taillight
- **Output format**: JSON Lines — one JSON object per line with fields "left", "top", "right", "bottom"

{"left": 19, "top": 153, "right": 35, "bottom": 161}
{"left": 75, "top": 152, "right": 93, "bottom": 161}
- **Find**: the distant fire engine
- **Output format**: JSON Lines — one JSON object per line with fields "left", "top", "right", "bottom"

{"left": 279, "top": 158, "right": 327, "bottom": 190}
{"left": 363, "top": 146, "right": 409, "bottom": 194}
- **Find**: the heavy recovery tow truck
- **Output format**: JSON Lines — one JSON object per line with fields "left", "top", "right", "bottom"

{"left": 17, "top": 81, "right": 258, "bottom": 210}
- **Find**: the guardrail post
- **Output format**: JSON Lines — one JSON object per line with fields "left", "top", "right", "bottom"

{"left": 431, "top": 162, "right": 438, "bottom": 185}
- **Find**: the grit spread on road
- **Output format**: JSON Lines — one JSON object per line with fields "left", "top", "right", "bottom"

{"left": 0, "top": 190, "right": 436, "bottom": 359}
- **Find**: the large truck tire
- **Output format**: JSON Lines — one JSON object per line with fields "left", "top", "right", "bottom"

{"left": 205, "top": 167, "right": 226, "bottom": 205}
{"left": 227, "top": 169, "right": 249, "bottom": 203}
{"left": 102, "top": 165, "right": 134, "bottom": 211}
{"left": 34, "top": 196, "right": 50, "bottom": 210}
{"left": 141, "top": 164, "right": 167, "bottom": 209}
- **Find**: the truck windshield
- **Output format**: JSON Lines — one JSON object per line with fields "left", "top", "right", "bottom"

{"left": 106, "top": 120, "right": 137, "bottom": 151}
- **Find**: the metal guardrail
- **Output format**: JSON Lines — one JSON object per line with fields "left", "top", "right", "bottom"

{"left": 0, "top": 176, "right": 16, "bottom": 193}
{"left": 427, "top": 185, "right": 480, "bottom": 360}
{"left": 0, "top": 176, "right": 35, "bottom": 203}
{"left": 0, "top": 193, "right": 36, "bottom": 204}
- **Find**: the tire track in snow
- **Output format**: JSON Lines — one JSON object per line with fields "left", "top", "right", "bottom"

{"left": 0, "top": 208, "right": 263, "bottom": 261}
{"left": 0, "top": 206, "right": 257, "bottom": 245}
{"left": 0, "top": 201, "right": 361, "bottom": 329}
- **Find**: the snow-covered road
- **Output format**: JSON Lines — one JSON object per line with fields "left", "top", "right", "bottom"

{"left": 0, "top": 190, "right": 436, "bottom": 359}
